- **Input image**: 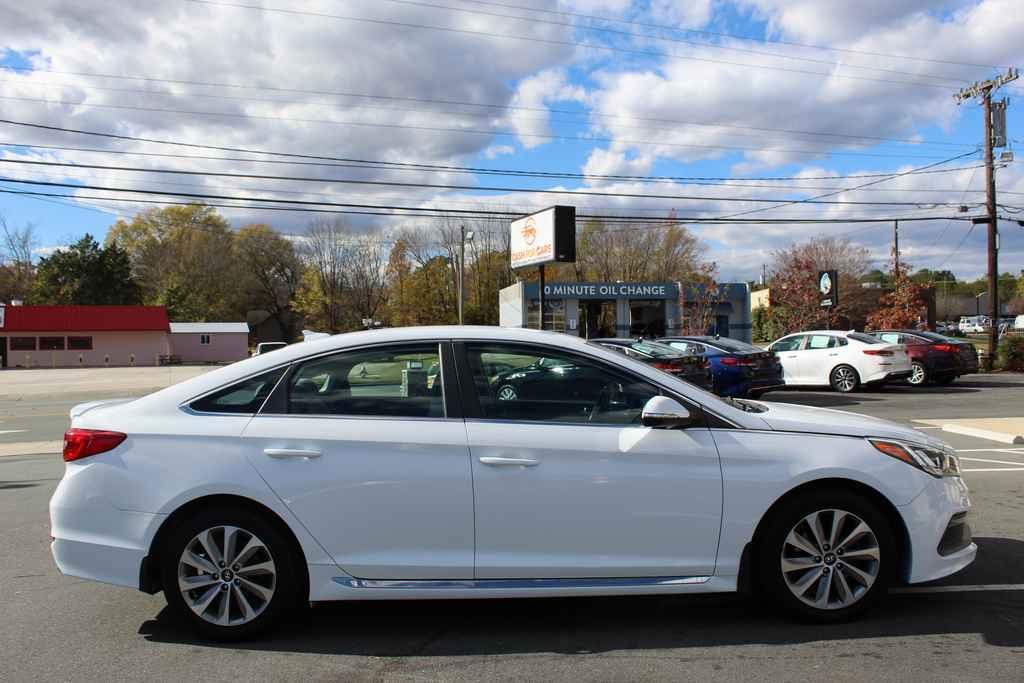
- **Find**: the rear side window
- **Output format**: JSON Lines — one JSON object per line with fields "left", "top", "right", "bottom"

{"left": 190, "top": 367, "right": 287, "bottom": 414}
{"left": 283, "top": 344, "right": 444, "bottom": 418}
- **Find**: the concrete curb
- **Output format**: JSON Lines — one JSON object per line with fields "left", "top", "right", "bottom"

{"left": 0, "top": 441, "right": 62, "bottom": 457}
{"left": 914, "top": 419, "right": 1024, "bottom": 445}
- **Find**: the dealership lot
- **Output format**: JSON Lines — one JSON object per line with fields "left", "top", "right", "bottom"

{"left": 2, "top": 373, "right": 1023, "bottom": 681}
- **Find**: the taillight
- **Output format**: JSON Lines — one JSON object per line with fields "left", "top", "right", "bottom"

{"left": 720, "top": 356, "right": 756, "bottom": 367}
{"left": 932, "top": 344, "right": 957, "bottom": 353}
{"left": 63, "top": 428, "right": 127, "bottom": 462}
{"left": 863, "top": 349, "right": 894, "bottom": 356}
{"left": 651, "top": 361, "right": 675, "bottom": 371}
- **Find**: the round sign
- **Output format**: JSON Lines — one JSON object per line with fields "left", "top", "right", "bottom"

{"left": 819, "top": 271, "right": 833, "bottom": 295}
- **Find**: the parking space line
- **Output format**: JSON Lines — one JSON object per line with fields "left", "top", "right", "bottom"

{"left": 962, "top": 467, "right": 1024, "bottom": 472}
{"left": 892, "top": 584, "right": 1024, "bottom": 594}
{"left": 960, "top": 456, "right": 1024, "bottom": 466}
{"left": 956, "top": 448, "right": 1024, "bottom": 453}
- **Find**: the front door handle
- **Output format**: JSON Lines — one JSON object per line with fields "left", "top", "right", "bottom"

{"left": 264, "top": 448, "right": 322, "bottom": 460}
{"left": 479, "top": 456, "right": 540, "bottom": 467}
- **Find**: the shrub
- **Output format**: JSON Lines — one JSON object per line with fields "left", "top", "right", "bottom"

{"left": 997, "top": 335, "right": 1024, "bottom": 371}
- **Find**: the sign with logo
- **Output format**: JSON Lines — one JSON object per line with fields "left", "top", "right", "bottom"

{"left": 818, "top": 270, "right": 838, "bottom": 308}
{"left": 510, "top": 205, "right": 576, "bottom": 269}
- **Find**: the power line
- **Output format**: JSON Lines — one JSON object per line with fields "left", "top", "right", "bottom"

{"left": 184, "top": 0, "right": 988, "bottom": 93}
{"left": 0, "top": 165, "right": 980, "bottom": 207}
{"left": 0, "top": 136, "right": 989, "bottom": 184}
{"left": 0, "top": 96, "right": 954, "bottom": 159}
{"left": 0, "top": 187, "right": 976, "bottom": 226}
{"left": 0, "top": 74, "right": 976, "bottom": 150}
{"left": 448, "top": 0, "right": 1008, "bottom": 71}
{"left": 374, "top": 0, "right": 980, "bottom": 86}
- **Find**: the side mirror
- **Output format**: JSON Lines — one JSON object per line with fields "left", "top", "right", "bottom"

{"left": 641, "top": 396, "right": 692, "bottom": 429}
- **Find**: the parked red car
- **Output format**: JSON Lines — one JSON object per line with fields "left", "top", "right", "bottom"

{"left": 870, "top": 330, "right": 979, "bottom": 385}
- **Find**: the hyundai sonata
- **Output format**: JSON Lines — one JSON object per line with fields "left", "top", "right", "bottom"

{"left": 51, "top": 326, "right": 974, "bottom": 639}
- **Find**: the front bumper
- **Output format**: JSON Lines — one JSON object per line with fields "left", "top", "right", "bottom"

{"left": 898, "top": 474, "right": 976, "bottom": 584}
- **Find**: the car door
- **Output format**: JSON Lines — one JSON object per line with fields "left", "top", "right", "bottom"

{"left": 457, "top": 341, "right": 723, "bottom": 579}
{"left": 799, "top": 334, "right": 843, "bottom": 385}
{"left": 770, "top": 335, "right": 805, "bottom": 383}
{"left": 241, "top": 341, "right": 475, "bottom": 580}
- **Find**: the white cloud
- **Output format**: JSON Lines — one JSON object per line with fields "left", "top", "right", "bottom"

{"left": 647, "top": 0, "right": 713, "bottom": 28}
{"left": 507, "top": 68, "right": 588, "bottom": 149}
{"left": 483, "top": 144, "right": 515, "bottom": 158}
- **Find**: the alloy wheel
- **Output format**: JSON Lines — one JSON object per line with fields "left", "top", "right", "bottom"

{"left": 497, "top": 385, "right": 518, "bottom": 401}
{"left": 908, "top": 363, "right": 926, "bottom": 385}
{"left": 780, "top": 509, "right": 880, "bottom": 610}
{"left": 832, "top": 367, "right": 857, "bottom": 392}
{"left": 177, "top": 525, "right": 277, "bottom": 626}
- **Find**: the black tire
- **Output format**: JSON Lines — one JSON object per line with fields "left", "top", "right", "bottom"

{"left": 747, "top": 389, "right": 766, "bottom": 399}
{"left": 160, "top": 506, "right": 303, "bottom": 641}
{"left": 935, "top": 374, "right": 957, "bottom": 386}
{"left": 907, "top": 361, "right": 927, "bottom": 386}
{"left": 829, "top": 365, "right": 860, "bottom": 393}
{"left": 755, "top": 489, "right": 897, "bottom": 623}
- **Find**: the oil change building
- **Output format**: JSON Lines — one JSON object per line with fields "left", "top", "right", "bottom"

{"left": 499, "top": 280, "right": 753, "bottom": 342}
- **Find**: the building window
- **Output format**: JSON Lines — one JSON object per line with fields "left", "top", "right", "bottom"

{"left": 10, "top": 337, "right": 36, "bottom": 351}
{"left": 526, "top": 299, "right": 566, "bottom": 332}
{"left": 39, "top": 336, "right": 66, "bottom": 350}
{"left": 200, "top": 334, "right": 211, "bottom": 345}
{"left": 68, "top": 336, "right": 93, "bottom": 350}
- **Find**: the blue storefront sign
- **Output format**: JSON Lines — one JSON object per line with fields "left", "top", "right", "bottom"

{"left": 523, "top": 282, "right": 678, "bottom": 300}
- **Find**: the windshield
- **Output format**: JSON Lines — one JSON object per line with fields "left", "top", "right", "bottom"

{"left": 847, "top": 332, "right": 882, "bottom": 344}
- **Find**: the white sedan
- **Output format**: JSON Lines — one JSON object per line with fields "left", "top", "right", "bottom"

{"left": 51, "top": 326, "right": 973, "bottom": 639}
{"left": 768, "top": 330, "right": 912, "bottom": 393}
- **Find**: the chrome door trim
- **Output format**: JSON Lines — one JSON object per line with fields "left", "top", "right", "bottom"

{"left": 333, "top": 575, "right": 711, "bottom": 590}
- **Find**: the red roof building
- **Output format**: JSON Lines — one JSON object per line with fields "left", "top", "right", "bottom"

{"left": 0, "top": 305, "right": 172, "bottom": 368}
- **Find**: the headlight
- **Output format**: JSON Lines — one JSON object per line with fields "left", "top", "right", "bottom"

{"left": 869, "top": 439, "right": 961, "bottom": 478}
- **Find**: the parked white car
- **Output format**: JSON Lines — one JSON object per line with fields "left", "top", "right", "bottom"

{"left": 958, "top": 316, "right": 988, "bottom": 334}
{"left": 51, "top": 326, "right": 973, "bottom": 639}
{"left": 768, "top": 330, "right": 912, "bottom": 392}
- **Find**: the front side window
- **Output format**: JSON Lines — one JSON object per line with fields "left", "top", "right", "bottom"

{"left": 284, "top": 344, "right": 444, "bottom": 418}
{"left": 190, "top": 367, "right": 286, "bottom": 414}
{"left": 771, "top": 336, "right": 804, "bottom": 352}
{"left": 465, "top": 343, "right": 661, "bottom": 425}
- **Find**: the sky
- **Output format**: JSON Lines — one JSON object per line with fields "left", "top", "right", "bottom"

{"left": 2, "top": 0, "right": 1024, "bottom": 282}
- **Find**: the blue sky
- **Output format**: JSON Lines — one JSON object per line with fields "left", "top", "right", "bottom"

{"left": 2, "top": 0, "right": 1023, "bottom": 281}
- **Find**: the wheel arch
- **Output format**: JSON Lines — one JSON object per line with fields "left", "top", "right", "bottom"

{"left": 747, "top": 477, "right": 913, "bottom": 585}
{"left": 140, "top": 493, "right": 310, "bottom": 603}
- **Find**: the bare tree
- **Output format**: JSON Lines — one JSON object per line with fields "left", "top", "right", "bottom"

{"left": 302, "top": 218, "right": 350, "bottom": 331}
{"left": 344, "top": 232, "right": 390, "bottom": 324}
{"left": 0, "top": 214, "right": 37, "bottom": 302}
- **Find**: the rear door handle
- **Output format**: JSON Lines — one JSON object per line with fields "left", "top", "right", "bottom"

{"left": 479, "top": 456, "right": 540, "bottom": 467}
{"left": 264, "top": 448, "right": 322, "bottom": 460}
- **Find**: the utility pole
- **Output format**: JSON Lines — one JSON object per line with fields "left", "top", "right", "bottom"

{"left": 956, "top": 67, "right": 1018, "bottom": 370}
{"left": 893, "top": 220, "right": 900, "bottom": 276}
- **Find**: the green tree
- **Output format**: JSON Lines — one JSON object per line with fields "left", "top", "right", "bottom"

{"left": 31, "top": 234, "right": 141, "bottom": 305}
{"left": 106, "top": 204, "right": 240, "bottom": 320}
{"left": 234, "top": 224, "right": 303, "bottom": 340}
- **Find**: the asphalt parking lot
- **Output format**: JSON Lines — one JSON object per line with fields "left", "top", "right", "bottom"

{"left": 2, "top": 373, "right": 1023, "bottom": 681}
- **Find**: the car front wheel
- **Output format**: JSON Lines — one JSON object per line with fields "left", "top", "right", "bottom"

{"left": 757, "top": 490, "right": 895, "bottom": 621}
{"left": 160, "top": 507, "right": 301, "bottom": 640}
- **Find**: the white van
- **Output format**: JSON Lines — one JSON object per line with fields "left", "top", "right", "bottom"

{"left": 958, "top": 316, "right": 988, "bottom": 334}
{"left": 1015, "top": 314, "right": 1024, "bottom": 330}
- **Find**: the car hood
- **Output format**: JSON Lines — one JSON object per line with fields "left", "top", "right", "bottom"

{"left": 754, "top": 401, "right": 945, "bottom": 447}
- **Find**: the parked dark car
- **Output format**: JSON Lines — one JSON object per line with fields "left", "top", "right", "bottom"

{"left": 659, "top": 336, "right": 784, "bottom": 398}
{"left": 589, "top": 338, "right": 712, "bottom": 389}
{"left": 869, "top": 330, "right": 979, "bottom": 385}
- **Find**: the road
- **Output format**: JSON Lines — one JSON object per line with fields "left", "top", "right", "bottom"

{"left": 2, "top": 374, "right": 1023, "bottom": 681}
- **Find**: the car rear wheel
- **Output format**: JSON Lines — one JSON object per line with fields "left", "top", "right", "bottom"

{"left": 496, "top": 385, "right": 518, "bottom": 401}
{"left": 829, "top": 365, "right": 860, "bottom": 393}
{"left": 935, "top": 374, "right": 957, "bottom": 385}
{"left": 907, "top": 361, "right": 927, "bottom": 386}
{"left": 757, "top": 490, "right": 895, "bottom": 622}
{"left": 160, "top": 507, "right": 301, "bottom": 640}
{"left": 747, "top": 389, "right": 766, "bottom": 399}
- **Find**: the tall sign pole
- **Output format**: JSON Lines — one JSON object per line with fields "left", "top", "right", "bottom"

{"left": 956, "top": 67, "right": 1018, "bottom": 370}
